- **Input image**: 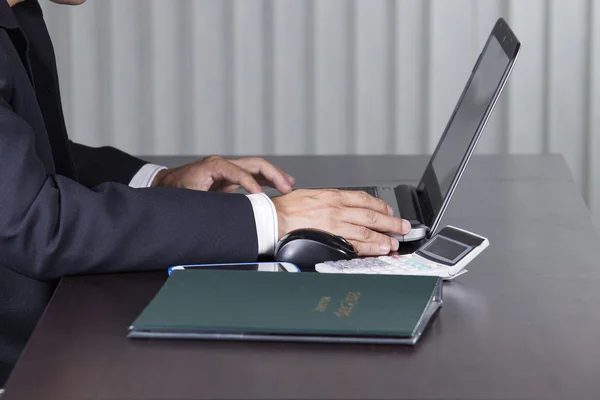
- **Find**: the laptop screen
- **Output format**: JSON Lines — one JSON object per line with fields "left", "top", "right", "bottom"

{"left": 431, "top": 37, "right": 509, "bottom": 197}
{"left": 418, "top": 19, "right": 519, "bottom": 232}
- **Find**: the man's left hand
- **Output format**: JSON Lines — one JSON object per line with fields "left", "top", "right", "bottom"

{"left": 151, "top": 155, "right": 296, "bottom": 194}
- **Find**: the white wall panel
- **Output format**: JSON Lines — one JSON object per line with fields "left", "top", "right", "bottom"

{"left": 427, "top": 0, "right": 473, "bottom": 152}
{"left": 150, "top": 0, "right": 185, "bottom": 154}
{"left": 506, "top": 0, "right": 546, "bottom": 155}
{"left": 67, "top": 2, "right": 105, "bottom": 147}
{"left": 354, "top": 0, "right": 391, "bottom": 153}
{"left": 190, "top": 0, "right": 229, "bottom": 154}
{"left": 394, "top": 0, "right": 427, "bottom": 154}
{"left": 39, "top": 0, "right": 600, "bottom": 227}
{"left": 233, "top": 0, "right": 269, "bottom": 154}
{"left": 547, "top": 0, "right": 589, "bottom": 193}
{"left": 273, "top": 0, "right": 312, "bottom": 153}
{"left": 313, "top": 0, "right": 352, "bottom": 154}
{"left": 108, "top": 0, "right": 147, "bottom": 153}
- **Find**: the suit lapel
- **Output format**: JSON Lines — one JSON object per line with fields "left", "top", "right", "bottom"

{"left": 0, "top": 1, "right": 34, "bottom": 83}
{"left": 10, "top": 0, "right": 77, "bottom": 180}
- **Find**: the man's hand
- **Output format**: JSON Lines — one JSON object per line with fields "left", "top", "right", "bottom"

{"left": 272, "top": 189, "right": 411, "bottom": 256}
{"left": 152, "top": 155, "right": 296, "bottom": 194}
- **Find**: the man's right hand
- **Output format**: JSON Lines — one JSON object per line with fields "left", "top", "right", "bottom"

{"left": 272, "top": 189, "right": 411, "bottom": 256}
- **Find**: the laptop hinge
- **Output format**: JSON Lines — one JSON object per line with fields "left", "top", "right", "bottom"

{"left": 411, "top": 187, "right": 425, "bottom": 225}
{"left": 415, "top": 186, "right": 436, "bottom": 229}
{"left": 394, "top": 186, "right": 420, "bottom": 225}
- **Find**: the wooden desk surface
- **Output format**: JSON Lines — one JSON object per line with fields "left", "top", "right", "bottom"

{"left": 5, "top": 155, "right": 600, "bottom": 399}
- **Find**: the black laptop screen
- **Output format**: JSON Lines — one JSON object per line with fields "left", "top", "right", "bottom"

{"left": 432, "top": 37, "right": 509, "bottom": 197}
{"left": 418, "top": 19, "right": 518, "bottom": 230}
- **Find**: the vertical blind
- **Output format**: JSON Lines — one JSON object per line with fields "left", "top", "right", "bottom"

{"left": 39, "top": 0, "right": 600, "bottom": 228}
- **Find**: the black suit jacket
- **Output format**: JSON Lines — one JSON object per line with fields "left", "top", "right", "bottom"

{"left": 0, "top": 1, "right": 259, "bottom": 385}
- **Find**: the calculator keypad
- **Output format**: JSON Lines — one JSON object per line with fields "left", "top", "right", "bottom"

{"left": 316, "top": 254, "right": 452, "bottom": 277}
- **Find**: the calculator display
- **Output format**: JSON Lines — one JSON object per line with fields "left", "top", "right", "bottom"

{"left": 416, "top": 235, "right": 473, "bottom": 265}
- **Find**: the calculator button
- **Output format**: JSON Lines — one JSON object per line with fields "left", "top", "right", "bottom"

{"left": 315, "top": 255, "right": 457, "bottom": 279}
{"left": 345, "top": 267, "right": 370, "bottom": 274}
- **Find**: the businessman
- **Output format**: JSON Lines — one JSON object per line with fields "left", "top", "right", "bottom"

{"left": 0, "top": 0, "right": 412, "bottom": 385}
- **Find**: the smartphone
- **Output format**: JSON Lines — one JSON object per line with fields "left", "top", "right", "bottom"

{"left": 168, "top": 262, "right": 300, "bottom": 275}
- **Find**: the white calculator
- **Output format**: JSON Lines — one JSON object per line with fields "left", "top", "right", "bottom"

{"left": 315, "top": 226, "right": 489, "bottom": 280}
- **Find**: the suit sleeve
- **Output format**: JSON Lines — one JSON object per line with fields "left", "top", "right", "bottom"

{"left": 0, "top": 58, "right": 259, "bottom": 282}
{"left": 69, "top": 141, "right": 148, "bottom": 187}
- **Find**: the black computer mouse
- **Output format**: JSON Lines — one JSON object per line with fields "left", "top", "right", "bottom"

{"left": 273, "top": 228, "right": 358, "bottom": 265}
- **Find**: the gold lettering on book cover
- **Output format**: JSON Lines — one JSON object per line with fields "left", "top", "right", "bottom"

{"left": 335, "top": 291, "right": 361, "bottom": 317}
{"left": 314, "top": 296, "right": 332, "bottom": 312}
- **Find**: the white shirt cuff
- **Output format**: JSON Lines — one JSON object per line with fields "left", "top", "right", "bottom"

{"left": 129, "top": 164, "right": 167, "bottom": 188}
{"left": 246, "top": 193, "right": 278, "bottom": 256}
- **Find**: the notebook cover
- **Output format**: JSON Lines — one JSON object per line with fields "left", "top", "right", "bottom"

{"left": 128, "top": 270, "right": 442, "bottom": 344}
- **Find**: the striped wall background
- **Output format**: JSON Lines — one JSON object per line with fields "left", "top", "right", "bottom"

{"left": 39, "top": 0, "right": 600, "bottom": 229}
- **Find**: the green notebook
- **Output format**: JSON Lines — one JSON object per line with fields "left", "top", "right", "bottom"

{"left": 128, "top": 270, "right": 442, "bottom": 345}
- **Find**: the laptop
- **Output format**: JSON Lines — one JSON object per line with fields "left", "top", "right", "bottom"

{"left": 335, "top": 18, "right": 520, "bottom": 242}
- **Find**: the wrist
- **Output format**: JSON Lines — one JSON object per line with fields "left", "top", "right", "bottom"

{"left": 246, "top": 193, "right": 279, "bottom": 256}
{"left": 272, "top": 198, "right": 288, "bottom": 240}
{"left": 151, "top": 168, "right": 169, "bottom": 187}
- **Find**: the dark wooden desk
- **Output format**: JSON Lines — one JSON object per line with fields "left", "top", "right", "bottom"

{"left": 5, "top": 155, "right": 600, "bottom": 399}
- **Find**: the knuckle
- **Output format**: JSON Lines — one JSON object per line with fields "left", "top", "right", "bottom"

{"left": 357, "top": 190, "right": 370, "bottom": 203}
{"left": 356, "top": 242, "right": 379, "bottom": 256}
{"left": 249, "top": 156, "right": 263, "bottom": 163}
{"left": 365, "top": 209, "right": 378, "bottom": 225}
{"left": 205, "top": 154, "right": 220, "bottom": 162}
{"left": 359, "top": 226, "right": 372, "bottom": 241}
{"left": 370, "top": 242, "right": 381, "bottom": 254}
{"left": 379, "top": 199, "right": 389, "bottom": 212}
{"left": 320, "top": 189, "right": 340, "bottom": 201}
{"left": 331, "top": 189, "right": 344, "bottom": 201}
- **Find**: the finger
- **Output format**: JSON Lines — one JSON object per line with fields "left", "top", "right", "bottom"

{"left": 283, "top": 171, "right": 296, "bottom": 186}
{"left": 335, "top": 190, "right": 393, "bottom": 217}
{"left": 232, "top": 157, "right": 295, "bottom": 184}
{"left": 340, "top": 208, "right": 411, "bottom": 235}
{"left": 277, "top": 167, "right": 295, "bottom": 186}
{"left": 213, "top": 160, "right": 263, "bottom": 194}
{"left": 219, "top": 184, "right": 241, "bottom": 193}
{"left": 348, "top": 240, "right": 393, "bottom": 257}
{"left": 232, "top": 158, "right": 293, "bottom": 194}
{"left": 337, "top": 223, "right": 399, "bottom": 252}
{"left": 256, "top": 161, "right": 296, "bottom": 186}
